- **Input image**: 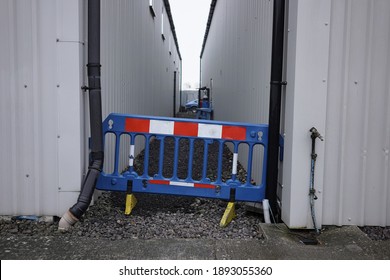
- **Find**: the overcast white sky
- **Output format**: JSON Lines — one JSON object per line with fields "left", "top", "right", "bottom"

{"left": 169, "top": 0, "right": 211, "bottom": 89}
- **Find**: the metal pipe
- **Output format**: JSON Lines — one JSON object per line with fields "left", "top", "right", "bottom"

{"left": 59, "top": 0, "right": 103, "bottom": 230}
{"left": 309, "top": 127, "right": 323, "bottom": 234}
{"left": 265, "top": 0, "right": 286, "bottom": 222}
{"left": 173, "top": 71, "right": 177, "bottom": 117}
{"left": 262, "top": 199, "right": 271, "bottom": 224}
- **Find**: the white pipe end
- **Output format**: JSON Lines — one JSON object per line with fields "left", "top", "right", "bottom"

{"left": 58, "top": 210, "right": 79, "bottom": 231}
{"left": 262, "top": 199, "right": 271, "bottom": 224}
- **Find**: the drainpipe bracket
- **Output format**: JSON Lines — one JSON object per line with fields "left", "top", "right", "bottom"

{"left": 81, "top": 86, "right": 89, "bottom": 92}
{"left": 270, "top": 81, "right": 287, "bottom": 86}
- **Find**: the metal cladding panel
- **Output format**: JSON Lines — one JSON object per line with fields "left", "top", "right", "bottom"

{"left": 323, "top": 0, "right": 390, "bottom": 226}
{"left": 201, "top": 0, "right": 390, "bottom": 227}
{"left": 200, "top": 0, "right": 273, "bottom": 185}
{"left": 281, "top": 0, "right": 331, "bottom": 228}
{"left": 0, "top": 0, "right": 85, "bottom": 216}
{"left": 0, "top": 0, "right": 180, "bottom": 216}
{"left": 100, "top": 0, "right": 181, "bottom": 173}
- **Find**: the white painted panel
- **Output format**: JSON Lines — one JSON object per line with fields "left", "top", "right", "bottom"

{"left": 56, "top": 0, "right": 83, "bottom": 42}
{"left": 200, "top": 0, "right": 273, "bottom": 186}
{"left": 0, "top": 0, "right": 83, "bottom": 216}
{"left": 200, "top": 0, "right": 390, "bottom": 227}
{"left": 282, "top": 0, "right": 331, "bottom": 228}
{"left": 323, "top": 0, "right": 390, "bottom": 226}
{"left": 0, "top": 0, "right": 181, "bottom": 217}
{"left": 100, "top": 0, "right": 181, "bottom": 173}
{"left": 58, "top": 191, "right": 81, "bottom": 218}
{"left": 57, "top": 43, "right": 84, "bottom": 192}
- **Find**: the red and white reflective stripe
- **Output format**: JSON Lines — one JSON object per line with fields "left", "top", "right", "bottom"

{"left": 149, "top": 180, "right": 215, "bottom": 189}
{"left": 125, "top": 118, "right": 246, "bottom": 141}
{"left": 150, "top": 120, "right": 174, "bottom": 135}
{"left": 198, "top": 123, "right": 222, "bottom": 138}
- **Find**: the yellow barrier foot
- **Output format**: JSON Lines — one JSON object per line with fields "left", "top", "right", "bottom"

{"left": 220, "top": 202, "right": 236, "bottom": 227}
{"left": 125, "top": 194, "right": 137, "bottom": 215}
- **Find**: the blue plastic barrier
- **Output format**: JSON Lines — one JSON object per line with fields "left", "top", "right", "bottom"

{"left": 96, "top": 113, "right": 269, "bottom": 203}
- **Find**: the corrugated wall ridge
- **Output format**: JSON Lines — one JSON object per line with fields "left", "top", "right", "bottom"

{"left": 101, "top": 0, "right": 181, "bottom": 174}
{"left": 200, "top": 0, "right": 273, "bottom": 185}
{"left": 0, "top": 0, "right": 83, "bottom": 216}
{"left": 323, "top": 0, "right": 390, "bottom": 226}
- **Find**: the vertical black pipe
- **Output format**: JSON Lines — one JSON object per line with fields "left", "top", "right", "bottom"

{"left": 199, "top": 58, "right": 202, "bottom": 90}
{"left": 266, "top": 0, "right": 286, "bottom": 222}
{"left": 87, "top": 0, "right": 103, "bottom": 157}
{"left": 63, "top": 0, "right": 103, "bottom": 223}
{"left": 173, "top": 71, "right": 177, "bottom": 117}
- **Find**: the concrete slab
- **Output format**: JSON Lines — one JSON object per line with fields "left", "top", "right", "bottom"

{"left": 1, "top": 225, "right": 389, "bottom": 260}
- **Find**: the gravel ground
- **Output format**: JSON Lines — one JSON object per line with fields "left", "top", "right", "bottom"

{"left": 0, "top": 192, "right": 263, "bottom": 240}
{"left": 1, "top": 209, "right": 389, "bottom": 241}
{"left": 359, "top": 226, "right": 390, "bottom": 241}
{"left": 0, "top": 136, "right": 264, "bottom": 241}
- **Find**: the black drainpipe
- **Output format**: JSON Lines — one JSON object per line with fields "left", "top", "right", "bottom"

{"left": 265, "top": 0, "right": 286, "bottom": 222}
{"left": 173, "top": 71, "right": 177, "bottom": 117}
{"left": 59, "top": 0, "right": 103, "bottom": 230}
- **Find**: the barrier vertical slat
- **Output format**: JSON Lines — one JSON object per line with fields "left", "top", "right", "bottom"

{"left": 128, "top": 134, "right": 135, "bottom": 173}
{"left": 246, "top": 144, "right": 254, "bottom": 186}
{"left": 143, "top": 135, "right": 150, "bottom": 177}
{"left": 114, "top": 133, "right": 120, "bottom": 175}
{"left": 202, "top": 140, "right": 209, "bottom": 181}
{"left": 158, "top": 137, "right": 165, "bottom": 177}
{"left": 216, "top": 141, "right": 224, "bottom": 184}
{"left": 231, "top": 143, "right": 239, "bottom": 181}
{"left": 187, "top": 138, "right": 195, "bottom": 180}
{"left": 172, "top": 137, "right": 180, "bottom": 180}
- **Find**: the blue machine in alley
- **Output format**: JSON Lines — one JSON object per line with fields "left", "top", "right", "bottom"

{"left": 196, "top": 87, "right": 213, "bottom": 120}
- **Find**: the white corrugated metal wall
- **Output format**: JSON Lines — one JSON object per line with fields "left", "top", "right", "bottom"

{"left": 101, "top": 0, "right": 181, "bottom": 174}
{"left": 101, "top": 0, "right": 180, "bottom": 119}
{"left": 201, "top": 0, "right": 390, "bottom": 227}
{"left": 200, "top": 0, "right": 274, "bottom": 186}
{"left": 323, "top": 0, "right": 390, "bottom": 226}
{"left": 0, "top": 0, "right": 85, "bottom": 216}
{"left": 0, "top": 0, "right": 181, "bottom": 216}
{"left": 282, "top": 0, "right": 390, "bottom": 228}
{"left": 282, "top": 0, "right": 331, "bottom": 228}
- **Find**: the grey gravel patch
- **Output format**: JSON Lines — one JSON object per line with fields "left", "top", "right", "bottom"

{"left": 0, "top": 193, "right": 264, "bottom": 240}
{"left": 67, "top": 192, "right": 265, "bottom": 240}
{"left": 0, "top": 205, "right": 389, "bottom": 241}
{"left": 359, "top": 226, "right": 390, "bottom": 241}
{"left": 0, "top": 139, "right": 264, "bottom": 240}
